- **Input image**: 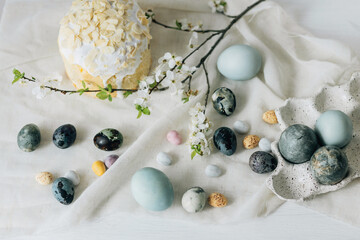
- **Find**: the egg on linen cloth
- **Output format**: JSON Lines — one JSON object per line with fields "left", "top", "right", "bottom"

{"left": 217, "top": 44, "right": 262, "bottom": 81}
{"left": 131, "top": 167, "right": 174, "bottom": 211}
{"left": 315, "top": 110, "right": 353, "bottom": 148}
{"left": 181, "top": 187, "right": 207, "bottom": 213}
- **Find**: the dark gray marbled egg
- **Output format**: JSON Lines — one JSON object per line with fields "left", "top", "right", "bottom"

{"left": 52, "top": 177, "right": 75, "bottom": 205}
{"left": 211, "top": 87, "right": 236, "bottom": 116}
{"left": 310, "top": 146, "right": 348, "bottom": 185}
{"left": 94, "top": 128, "right": 123, "bottom": 151}
{"left": 213, "top": 127, "right": 237, "bottom": 156}
{"left": 17, "top": 123, "right": 41, "bottom": 152}
{"left": 279, "top": 124, "right": 319, "bottom": 164}
{"left": 53, "top": 124, "right": 77, "bottom": 149}
{"left": 249, "top": 151, "right": 277, "bottom": 174}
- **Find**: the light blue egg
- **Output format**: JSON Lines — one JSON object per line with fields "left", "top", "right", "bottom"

{"left": 217, "top": 44, "right": 262, "bottom": 81}
{"left": 315, "top": 110, "right": 353, "bottom": 148}
{"left": 131, "top": 167, "right": 174, "bottom": 211}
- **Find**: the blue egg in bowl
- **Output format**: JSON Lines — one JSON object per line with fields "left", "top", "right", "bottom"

{"left": 217, "top": 44, "right": 262, "bottom": 81}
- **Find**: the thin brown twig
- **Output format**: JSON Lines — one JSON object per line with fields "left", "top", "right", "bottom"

{"left": 202, "top": 63, "right": 210, "bottom": 109}
{"left": 152, "top": 19, "right": 222, "bottom": 33}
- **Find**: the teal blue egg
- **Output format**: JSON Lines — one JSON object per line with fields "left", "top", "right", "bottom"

{"left": 217, "top": 44, "right": 262, "bottom": 81}
{"left": 17, "top": 123, "right": 41, "bottom": 152}
{"left": 131, "top": 167, "right": 174, "bottom": 211}
{"left": 315, "top": 110, "right": 353, "bottom": 148}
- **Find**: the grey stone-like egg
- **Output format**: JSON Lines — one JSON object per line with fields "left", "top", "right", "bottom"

{"left": 53, "top": 124, "right": 77, "bottom": 149}
{"left": 94, "top": 128, "right": 123, "bottom": 151}
{"left": 310, "top": 146, "right": 348, "bottom": 185}
{"left": 249, "top": 151, "right": 277, "bottom": 174}
{"left": 212, "top": 87, "right": 236, "bottom": 116}
{"left": 17, "top": 123, "right": 41, "bottom": 152}
{"left": 181, "top": 187, "right": 206, "bottom": 213}
{"left": 279, "top": 124, "right": 319, "bottom": 164}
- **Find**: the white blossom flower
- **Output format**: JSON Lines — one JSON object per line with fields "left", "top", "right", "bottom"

{"left": 208, "top": 0, "right": 227, "bottom": 13}
{"left": 31, "top": 73, "right": 63, "bottom": 99}
{"left": 188, "top": 32, "right": 199, "bottom": 48}
{"left": 168, "top": 55, "right": 183, "bottom": 69}
{"left": 188, "top": 102, "right": 212, "bottom": 159}
{"left": 32, "top": 85, "right": 51, "bottom": 99}
{"left": 158, "top": 52, "right": 172, "bottom": 64}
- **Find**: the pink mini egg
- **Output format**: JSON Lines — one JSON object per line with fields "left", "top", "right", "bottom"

{"left": 166, "top": 130, "right": 182, "bottom": 145}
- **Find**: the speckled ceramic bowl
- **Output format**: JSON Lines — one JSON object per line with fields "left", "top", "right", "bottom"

{"left": 266, "top": 70, "right": 360, "bottom": 201}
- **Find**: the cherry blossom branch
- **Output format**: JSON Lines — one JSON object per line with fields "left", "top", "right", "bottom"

{"left": 151, "top": 18, "right": 222, "bottom": 33}
{"left": 202, "top": 63, "right": 210, "bottom": 109}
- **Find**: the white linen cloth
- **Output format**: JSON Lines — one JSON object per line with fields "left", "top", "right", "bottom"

{"left": 0, "top": 0, "right": 359, "bottom": 237}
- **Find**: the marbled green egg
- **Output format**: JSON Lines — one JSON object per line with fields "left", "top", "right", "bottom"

{"left": 17, "top": 123, "right": 41, "bottom": 152}
{"left": 93, "top": 128, "right": 123, "bottom": 151}
{"left": 310, "top": 146, "right": 348, "bottom": 185}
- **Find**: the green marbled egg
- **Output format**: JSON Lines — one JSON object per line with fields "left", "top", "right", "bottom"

{"left": 17, "top": 123, "right": 41, "bottom": 152}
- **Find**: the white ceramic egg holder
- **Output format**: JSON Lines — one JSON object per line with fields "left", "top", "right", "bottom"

{"left": 266, "top": 70, "right": 360, "bottom": 201}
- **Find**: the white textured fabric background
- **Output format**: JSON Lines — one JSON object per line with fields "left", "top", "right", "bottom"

{"left": 1, "top": 0, "right": 360, "bottom": 239}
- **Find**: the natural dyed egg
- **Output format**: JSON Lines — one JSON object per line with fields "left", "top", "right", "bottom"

{"left": 53, "top": 124, "right": 76, "bottom": 149}
{"left": 249, "top": 151, "right": 277, "bottom": 174}
{"left": 52, "top": 177, "right": 75, "bottom": 205}
{"left": 217, "top": 44, "right": 262, "bottom": 81}
{"left": 315, "top": 110, "right": 353, "bottom": 148}
{"left": 131, "top": 167, "right": 174, "bottom": 211}
{"left": 259, "top": 138, "right": 272, "bottom": 152}
{"left": 166, "top": 130, "right": 182, "bottom": 145}
{"left": 205, "top": 164, "right": 222, "bottom": 178}
{"left": 213, "top": 127, "right": 237, "bottom": 156}
{"left": 104, "top": 154, "right": 119, "bottom": 169}
{"left": 64, "top": 170, "right": 80, "bottom": 186}
{"left": 92, "top": 161, "right": 106, "bottom": 176}
{"left": 17, "top": 123, "right": 41, "bottom": 152}
{"left": 35, "top": 172, "right": 54, "bottom": 185}
{"left": 279, "top": 124, "right": 319, "bottom": 164}
{"left": 156, "top": 152, "right": 172, "bottom": 166}
{"left": 208, "top": 192, "right": 228, "bottom": 208}
{"left": 233, "top": 120, "right": 250, "bottom": 134}
{"left": 212, "top": 87, "right": 236, "bottom": 116}
{"left": 93, "top": 128, "right": 123, "bottom": 151}
{"left": 310, "top": 146, "right": 348, "bottom": 185}
{"left": 181, "top": 187, "right": 207, "bottom": 213}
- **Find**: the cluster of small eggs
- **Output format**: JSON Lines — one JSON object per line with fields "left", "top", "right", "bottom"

{"left": 131, "top": 130, "right": 228, "bottom": 213}
{"left": 278, "top": 110, "right": 352, "bottom": 185}
{"left": 17, "top": 123, "right": 126, "bottom": 205}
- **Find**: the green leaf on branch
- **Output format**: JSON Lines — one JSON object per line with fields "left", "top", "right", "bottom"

{"left": 107, "top": 84, "right": 112, "bottom": 93}
{"left": 82, "top": 80, "right": 86, "bottom": 88}
{"left": 220, "top": 0, "right": 227, "bottom": 6}
{"left": 175, "top": 20, "right": 182, "bottom": 30}
{"left": 108, "top": 94, "right": 112, "bottom": 102}
{"left": 123, "top": 91, "right": 133, "bottom": 98}
{"left": 135, "top": 104, "right": 151, "bottom": 118}
{"left": 12, "top": 68, "right": 25, "bottom": 84}
{"left": 182, "top": 97, "right": 189, "bottom": 103}
{"left": 191, "top": 151, "right": 196, "bottom": 160}
{"left": 96, "top": 91, "right": 109, "bottom": 100}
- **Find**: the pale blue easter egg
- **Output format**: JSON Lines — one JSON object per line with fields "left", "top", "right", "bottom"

{"left": 315, "top": 110, "right": 353, "bottom": 148}
{"left": 131, "top": 167, "right": 174, "bottom": 211}
{"left": 217, "top": 44, "right": 262, "bottom": 81}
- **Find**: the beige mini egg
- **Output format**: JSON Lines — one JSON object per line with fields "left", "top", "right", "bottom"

{"left": 262, "top": 110, "right": 278, "bottom": 124}
{"left": 35, "top": 172, "right": 54, "bottom": 185}
{"left": 243, "top": 135, "right": 260, "bottom": 149}
{"left": 208, "top": 192, "right": 228, "bottom": 208}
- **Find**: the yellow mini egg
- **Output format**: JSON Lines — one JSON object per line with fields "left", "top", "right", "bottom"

{"left": 92, "top": 160, "right": 106, "bottom": 176}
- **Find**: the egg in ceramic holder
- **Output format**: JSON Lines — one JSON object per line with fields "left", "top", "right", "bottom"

{"left": 266, "top": 69, "right": 360, "bottom": 201}
{"left": 58, "top": 0, "right": 152, "bottom": 97}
